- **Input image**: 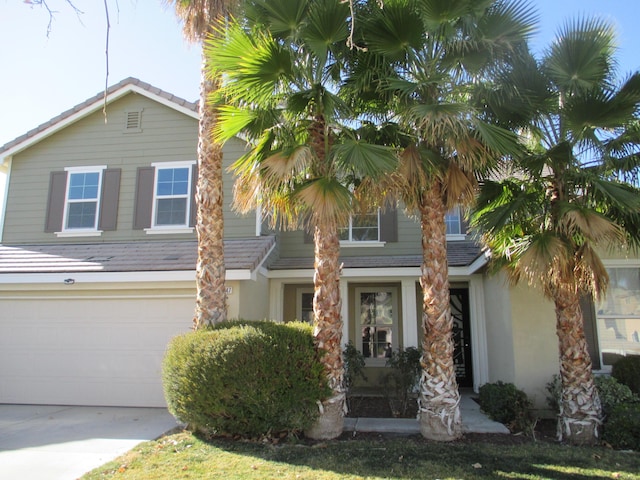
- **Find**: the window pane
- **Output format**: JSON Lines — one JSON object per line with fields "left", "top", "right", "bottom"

{"left": 68, "top": 172, "right": 99, "bottom": 200}
{"left": 66, "top": 202, "right": 97, "bottom": 228}
{"left": 362, "top": 326, "right": 393, "bottom": 358}
{"left": 341, "top": 211, "right": 379, "bottom": 242}
{"left": 596, "top": 268, "right": 640, "bottom": 365}
{"left": 157, "top": 168, "right": 189, "bottom": 196}
{"left": 301, "top": 292, "right": 314, "bottom": 324}
{"left": 598, "top": 268, "right": 640, "bottom": 316}
{"left": 445, "top": 207, "right": 461, "bottom": 235}
{"left": 156, "top": 198, "right": 187, "bottom": 225}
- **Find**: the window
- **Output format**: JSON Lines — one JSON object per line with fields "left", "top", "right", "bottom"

{"left": 151, "top": 162, "right": 194, "bottom": 228}
{"left": 61, "top": 166, "right": 105, "bottom": 233}
{"left": 595, "top": 267, "right": 640, "bottom": 367}
{"left": 296, "top": 288, "right": 314, "bottom": 324}
{"left": 340, "top": 210, "right": 379, "bottom": 242}
{"left": 445, "top": 206, "right": 463, "bottom": 237}
{"left": 356, "top": 287, "right": 398, "bottom": 363}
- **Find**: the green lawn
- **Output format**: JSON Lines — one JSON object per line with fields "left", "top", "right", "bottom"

{"left": 82, "top": 430, "right": 639, "bottom": 480}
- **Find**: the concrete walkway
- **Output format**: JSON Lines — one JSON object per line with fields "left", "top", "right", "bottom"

{"left": 344, "top": 394, "right": 509, "bottom": 435}
{"left": 0, "top": 405, "right": 179, "bottom": 480}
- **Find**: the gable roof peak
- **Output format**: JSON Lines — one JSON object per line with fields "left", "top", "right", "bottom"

{"left": 0, "top": 77, "right": 199, "bottom": 159}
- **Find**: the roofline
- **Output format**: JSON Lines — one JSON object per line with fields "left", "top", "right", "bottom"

{"left": 266, "top": 265, "right": 483, "bottom": 279}
{"left": 0, "top": 77, "right": 199, "bottom": 160}
{"left": 0, "top": 269, "right": 253, "bottom": 285}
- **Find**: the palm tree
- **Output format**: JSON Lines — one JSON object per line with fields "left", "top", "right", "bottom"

{"left": 205, "top": 0, "right": 398, "bottom": 440}
{"left": 350, "top": 0, "right": 536, "bottom": 440}
{"left": 164, "top": 0, "right": 236, "bottom": 329}
{"left": 472, "top": 18, "right": 640, "bottom": 444}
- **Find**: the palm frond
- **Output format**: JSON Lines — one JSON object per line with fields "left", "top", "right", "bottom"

{"left": 296, "top": 177, "right": 352, "bottom": 226}
{"left": 332, "top": 140, "right": 398, "bottom": 179}
{"left": 543, "top": 16, "right": 617, "bottom": 94}
{"left": 555, "top": 201, "right": 624, "bottom": 244}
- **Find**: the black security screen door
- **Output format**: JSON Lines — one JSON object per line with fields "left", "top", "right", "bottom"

{"left": 451, "top": 288, "right": 473, "bottom": 388}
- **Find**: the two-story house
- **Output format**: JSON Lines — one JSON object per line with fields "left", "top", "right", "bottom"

{"left": 1, "top": 78, "right": 638, "bottom": 411}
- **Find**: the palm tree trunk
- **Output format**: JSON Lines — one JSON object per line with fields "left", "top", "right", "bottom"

{"left": 553, "top": 283, "right": 602, "bottom": 445}
{"left": 193, "top": 51, "right": 227, "bottom": 329}
{"left": 305, "top": 222, "right": 345, "bottom": 440}
{"left": 417, "top": 183, "right": 462, "bottom": 441}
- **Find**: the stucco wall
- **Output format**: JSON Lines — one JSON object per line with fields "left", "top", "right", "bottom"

{"left": 482, "top": 272, "right": 516, "bottom": 383}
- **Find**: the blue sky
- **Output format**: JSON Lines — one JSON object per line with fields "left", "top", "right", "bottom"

{"left": 0, "top": 0, "right": 639, "bottom": 147}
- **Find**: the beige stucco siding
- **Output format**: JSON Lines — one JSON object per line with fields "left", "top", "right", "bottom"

{"left": 2, "top": 93, "right": 255, "bottom": 244}
{"left": 482, "top": 274, "right": 558, "bottom": 410}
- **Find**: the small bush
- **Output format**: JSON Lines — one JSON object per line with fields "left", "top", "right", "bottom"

{"left": 162, "top": 320, "right": 330, "bottom": 438}
{"left": 383, "top": 347, "right": 422, "bottom": 417}
{"left": 602, "top": 402, "right": 640, "bottom": 450}
{"left": 343, "top": 341, "right": 367, "bottom": 392}
{"left": 478, "top": 381, "right": 533, "bottom": 433}
{"left": 595, "top": 375, "right": 639, "bottom": 416}
{"left": 611, "top": 355, "right": 640, "bottom": 395}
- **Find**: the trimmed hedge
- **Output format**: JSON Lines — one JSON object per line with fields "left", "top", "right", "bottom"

{"left": 602, "top": 402, "right": 640, "bottom": 450}
{"left": 611, "top": 355, "right": 640, "bottom": 395}
{"left": 163, "top": 320, "right": 330, "bottom": 438}
{"left": 478, "top": 381, "right": 533, "bottom": 432}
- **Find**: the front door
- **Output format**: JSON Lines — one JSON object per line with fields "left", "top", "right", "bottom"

{"left": 451, "top": 288, "right": 473, "bottom": 388}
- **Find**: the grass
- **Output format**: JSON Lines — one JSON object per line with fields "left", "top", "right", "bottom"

{"left": 81, "top": 430, "right": 640, "bottom": 480}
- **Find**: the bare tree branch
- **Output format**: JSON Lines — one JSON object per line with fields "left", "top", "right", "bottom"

{"left": 24, "top": 0, "right": 84, "bottom": 37}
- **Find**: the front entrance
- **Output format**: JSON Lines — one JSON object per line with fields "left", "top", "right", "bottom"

{"left": 451, "top": 288, "right": 473, "bottom": 388}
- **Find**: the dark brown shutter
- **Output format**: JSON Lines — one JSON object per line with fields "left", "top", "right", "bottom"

{"left": 44, "top": 171, "right": 67, "bottom": 233}
{"left": 189, "top": 164, "right": 198, "bottom": 227}
{"left": 133, "top": 166, "right": 155, "bottom": 229}
{"left": 98, "top": 168, "right": 121, "bottom": 231}
{"left": 580, "top": 295, "right": 601, "bottom": 370}
{"left": 379, "top": 207, "right": 398, "bottom": 242}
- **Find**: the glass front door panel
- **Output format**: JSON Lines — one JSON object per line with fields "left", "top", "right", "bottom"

{"left": 360, "top": 291, "right": 394, "bottom": 358}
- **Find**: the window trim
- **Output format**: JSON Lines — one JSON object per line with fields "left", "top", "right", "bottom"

{"left": 56, "top": 165, "right": 106, "bottom": 237}
{"left": 145, "top": 161, "right": 196, "bottom": 234}
{"left": 594, "top": 262, "right": 640, "bottom": 371}
{"left": 355, "top": 286, "right": 399, "bottom": 367}
{"left": 445, "top": 206, "right": 465, "bottom": 240}
{"left": 340, "top": 209, "right": 384, "bottom": 246}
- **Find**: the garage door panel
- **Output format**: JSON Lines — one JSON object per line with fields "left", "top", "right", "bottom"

{"left": 0, "top": 295, "right": 192, "bottom": 407}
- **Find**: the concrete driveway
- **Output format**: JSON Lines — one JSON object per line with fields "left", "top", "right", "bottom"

{"left": 0, "top": 405, "right": 180, "bottom": 480}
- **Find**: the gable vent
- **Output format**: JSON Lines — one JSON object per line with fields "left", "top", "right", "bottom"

{"left": 124, "top": 110, "right": 143, "bottom": 133}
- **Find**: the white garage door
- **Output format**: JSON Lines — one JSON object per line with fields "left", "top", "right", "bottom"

{"left": 0, "top": 295, "right": 193, "bottom": 407}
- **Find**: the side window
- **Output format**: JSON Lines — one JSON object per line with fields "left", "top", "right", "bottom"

{"left": 45, "top": 166, "right": 120, "bottom": 236}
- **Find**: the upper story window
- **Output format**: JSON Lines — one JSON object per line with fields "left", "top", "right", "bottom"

{"left": 63, "top": 167, "right": 104, "bottom": 231}
{"left": 339, "top": 210, "right": 380, "bottom": 243}
{"left": 45, "top": 166, "right": 121, "bottom": 237}
{"left": 445, "top": 206, "right": 465, "bottom": 239}
{"left": 145, "top": 162, "right": 195, "bottom": 232}
{"left": 153, "top": 165, "right": 192, "bottom": 226}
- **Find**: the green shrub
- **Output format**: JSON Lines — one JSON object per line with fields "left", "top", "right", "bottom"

{"left": 602, "top": 402, "right": 640, "bottom": 450}
{"left": 343, "top": 341, "right": 367, "bottom": 392}
{"left": 595, "top": 375, "right": 639, "bottom": 416}
{"left": 478, "top": 381, "right": 533, "bottom": 433}
{"left": 611, "top": 355, "right": 640, "bottom": 395}
{"left": 383, "top": 347, "right": 422, "bottom": 417}
{"left": 162, "top": 320, "right": 330, "bottom": 438}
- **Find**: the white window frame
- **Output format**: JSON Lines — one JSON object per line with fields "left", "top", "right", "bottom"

{"left": 446, "top": 206, "right": 465, "bottom": 240}
{"left": 340, "top": 209, "right": 385, "bottom": 247}
{"left": 595, "top": 263, "right": 640, "bottom": 370}
{"left": 146, "top": 161, "right": 195, "bottom": 234}
{"left": 355, "top": 286, "right": 399, "bottom": 366}
{"left": 57, "top": 165, "right": 106, "bottom": 237}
